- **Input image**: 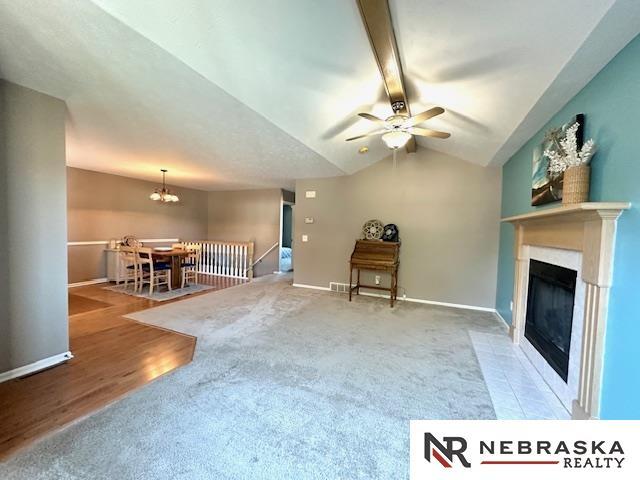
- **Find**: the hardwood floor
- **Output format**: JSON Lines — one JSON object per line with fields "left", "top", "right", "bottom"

{"left": 68, "top": 293, "right": 111, "bottom": 315}
{"left": 0, "top": 275, "right": 246, "bottom": 460}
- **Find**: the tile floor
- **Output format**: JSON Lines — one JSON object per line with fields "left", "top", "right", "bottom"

{"left": 470, "top": 330, "right": 571, "bottom": 420}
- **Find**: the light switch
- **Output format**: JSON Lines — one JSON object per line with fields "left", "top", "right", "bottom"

{"left": 305, "top": 190, "right": 316, "bottom": 198}
{"left": 304, "top": 217, "right": 314, "bottom": 224}
{"left": 301, "top": 234, "right": 309, "bottom": 242}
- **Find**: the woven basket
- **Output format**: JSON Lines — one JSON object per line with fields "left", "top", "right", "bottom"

{"left": 563, "top": 165, "right": 590, "bottom": 204}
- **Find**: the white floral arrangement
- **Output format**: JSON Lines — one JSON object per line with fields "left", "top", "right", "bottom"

{"left": 545, "top": 122, "right": 596, "bottom": 176}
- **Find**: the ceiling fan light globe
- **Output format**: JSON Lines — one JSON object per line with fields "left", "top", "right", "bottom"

{"left": 382, "top": 130, "right": 411, "bottom": 149}
{"left": 150, "top": 192, "right": 161, "bottom": 201}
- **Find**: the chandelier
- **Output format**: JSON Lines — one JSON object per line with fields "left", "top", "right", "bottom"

{"left": 149, "top": 169, "right": 179, "bottom": 203}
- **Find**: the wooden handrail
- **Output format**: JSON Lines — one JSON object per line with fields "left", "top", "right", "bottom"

{"left": 248, "top": 242, "right": 279, "bottom": 270}
{"left": 192, "top": 240, "right": 253, "bottom": 247}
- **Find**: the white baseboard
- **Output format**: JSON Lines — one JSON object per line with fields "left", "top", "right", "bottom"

{"left": 358, "top": 290, "right": 496, "bottom": 312}
{"left": 292, "top": 282, "right": 496, "bottom": 313}
{"left": 68, "top": 277, "right": 109, "bottom": 288}
{"left": 292, "top": 283, "right": 331, "bottom": 291}
{"left": 0, "top": 351, "right": 73, "bottom": 383}
{"left": 493, "top": 310, "right": 512, "bottom": 331}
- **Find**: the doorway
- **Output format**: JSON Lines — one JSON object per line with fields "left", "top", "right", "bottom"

{"left": 279, "top": 202, "right": 294, "bottom": 272}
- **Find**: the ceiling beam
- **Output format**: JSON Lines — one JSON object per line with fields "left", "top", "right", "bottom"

{"left": 356, "top": 0, "right": 416, "bottom": 153}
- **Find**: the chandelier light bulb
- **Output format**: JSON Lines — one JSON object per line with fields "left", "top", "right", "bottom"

{"left": 150, "top": 169, "right": 179, "bottom": 203}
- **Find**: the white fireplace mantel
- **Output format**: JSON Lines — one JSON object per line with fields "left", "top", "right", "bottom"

{"left": 502, "top": 202, "right": 630, "bottom": 419}
{"left": 502, "top": 202, "right": 630, "bottom": 223}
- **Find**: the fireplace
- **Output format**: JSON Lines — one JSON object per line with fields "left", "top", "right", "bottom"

{"left": 504, "top": 203, "right": 629, "bottom": 418}
{"left": 525, "top": 260, "right": 577, "bottom": 382}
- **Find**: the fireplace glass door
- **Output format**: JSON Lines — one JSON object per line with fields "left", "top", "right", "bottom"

{"left": 525, "top": 260, "right": 577, "bottom": 382}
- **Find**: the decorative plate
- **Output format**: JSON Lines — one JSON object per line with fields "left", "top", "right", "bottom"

{"left": 153, "top": 247, "right": 173, "bottom": 252}
{"left": 362, "top": 219, "right": 384, "bottom": 240}
{"left": 122, "top": 235, "right": 140, "bottom": 247}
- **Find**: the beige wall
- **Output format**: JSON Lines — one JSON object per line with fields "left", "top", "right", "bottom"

{"left": 294, "top": 149, "right": 502, "bottom": 309}
{"left": 0, "top": 80, "right": 68, "bottom": 373}
{"left": 208, "top": 189, "right": 284, "bottom": 277}
{"left": 67, "top": 167, "right": 208, "bottom": 283}
{"left": 0, "top": 82, "right": 8, "bottom": 372}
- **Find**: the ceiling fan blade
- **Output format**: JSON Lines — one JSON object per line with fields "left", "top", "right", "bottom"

{"left": 403, "top": 107, "right": 445, "bottom": 128}
{"left": 345, "top": 130, "right": 386, "bottom": 141}
{"left": 358, "top": 112, "right": 388, "bottom": 126}
{"left": 407, "top": 127, "right": 451, "bottom": 139}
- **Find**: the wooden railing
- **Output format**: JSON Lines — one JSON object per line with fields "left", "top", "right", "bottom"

{"left": 184, "top": 240, "right": 254, "bottom": 280}
{"left": 251, "top": 242, "right": 279, "bottom": 270}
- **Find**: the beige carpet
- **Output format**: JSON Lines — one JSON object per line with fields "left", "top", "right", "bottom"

{"left": 2, "top": 274, "right": 505, "bottom": 479}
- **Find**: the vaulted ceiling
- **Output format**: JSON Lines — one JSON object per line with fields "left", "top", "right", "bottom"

{"left": 1, "top": 0, "right": 639, "bottom": 190}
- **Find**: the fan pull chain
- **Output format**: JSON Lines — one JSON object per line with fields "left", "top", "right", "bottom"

{"left": 393, "top": 147, "right": 397, "bottom": 171}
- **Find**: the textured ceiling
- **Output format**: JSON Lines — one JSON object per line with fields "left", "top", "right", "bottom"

{"left": 1, "top": 0, "right": 639, "bottom": 190}
{"left": 0, "top": 0, "right": 343, "bottom": 190}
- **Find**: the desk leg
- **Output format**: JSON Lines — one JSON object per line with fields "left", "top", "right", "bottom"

{"left": 394, "top": 272, "right": 398, "bottom": 303}
{"left": 390, "top": 270, "right": 396, "bottom": 307}
{"left": 348, "top": 266, "right": 353, "bottom": 302}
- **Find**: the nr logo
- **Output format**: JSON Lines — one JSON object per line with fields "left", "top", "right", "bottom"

{"left": 424, "top": 433, "right": 471, "bottom": 468}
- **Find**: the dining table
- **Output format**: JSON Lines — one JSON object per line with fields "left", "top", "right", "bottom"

{"left": 150, "top": 248, "right": 190, "bottom": 289}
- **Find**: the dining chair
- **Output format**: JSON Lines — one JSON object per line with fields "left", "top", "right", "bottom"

{"left": 119, "top": 246, "right": 140, "bottom": 291}
{"left": 136, "top": 247, "right": 172, "bottom": 295}
{"left": 181, "top": 244, "right": 202, "bottom": 288}
{"left": 171, "top": 243, "right": 184, "bottom": 250}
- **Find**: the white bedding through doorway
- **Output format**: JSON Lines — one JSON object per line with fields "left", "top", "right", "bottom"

{"left": 280, "top": 246, "right": 292, "bottom": 272}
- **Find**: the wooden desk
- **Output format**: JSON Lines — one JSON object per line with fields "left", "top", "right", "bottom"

{"left": 151, "top": 249, "right": 190, "bottom": 289}
{"left": 349, "top": 240, "right": 400, "bottom": 307}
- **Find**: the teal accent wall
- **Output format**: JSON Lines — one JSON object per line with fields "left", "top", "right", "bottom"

{"left": 496, "top": 34, "right": 640, "bottom": 419}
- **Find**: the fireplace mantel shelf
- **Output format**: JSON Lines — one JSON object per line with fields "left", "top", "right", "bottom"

{"left": 502, "top": 202, "right": 630, "bottom": 223}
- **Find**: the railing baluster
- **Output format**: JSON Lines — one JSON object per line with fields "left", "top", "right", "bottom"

{"left": 220, "top": 244, "right": 227, "bottom": 277}
{"left": 242, "top": 244, "right": 247, "bottom": 279}
{"left": 215, "top": 243, "right": 219, "bottom": 276}
{"left": 184, "top": 240, "right": 253, "bottom": 280}
{"left": 233, "top": 245, "right": 238, "bottom": 277}
{"left": 208, "top": 242, "right": 213, "bottom": 275}
{"left": 203, "top": 243, "right": 208, "bottom": 274}
{"left": 236, "top": 245, "right": 241, "bottom": 277}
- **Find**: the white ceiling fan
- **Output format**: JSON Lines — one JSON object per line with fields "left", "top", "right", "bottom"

{"left": 346, "top": 104, "right": 450, "bottom": 149}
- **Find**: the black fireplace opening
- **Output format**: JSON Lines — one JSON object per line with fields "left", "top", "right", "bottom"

{"left": 525, "top": 260, "right": 577, "bottom": 382}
